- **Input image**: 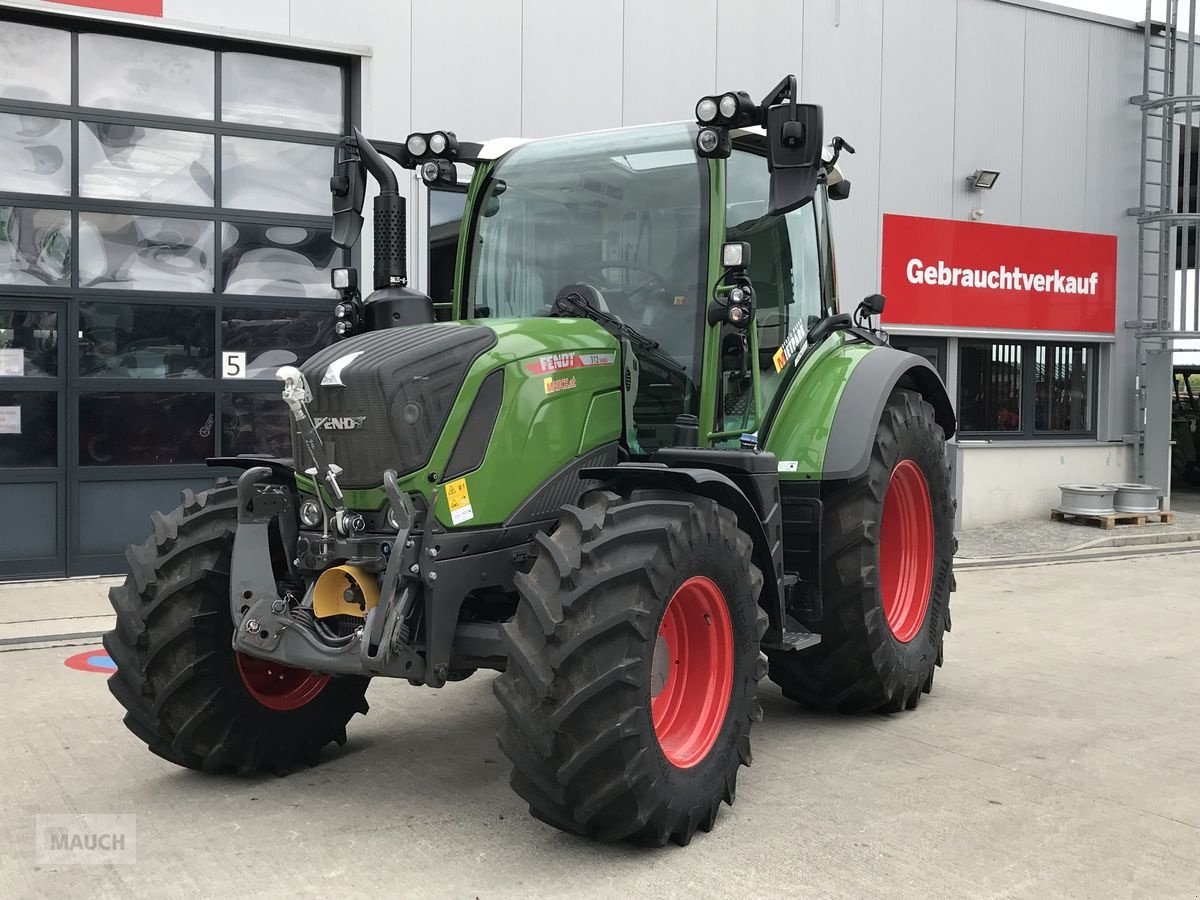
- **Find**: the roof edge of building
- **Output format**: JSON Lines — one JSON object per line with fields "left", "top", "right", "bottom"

{"left": 992, "top": 0, "right": 1141, "bottom": 30}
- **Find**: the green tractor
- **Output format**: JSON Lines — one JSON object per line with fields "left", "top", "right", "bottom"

{"left": 105, "top": 76, "right": 956, "bottom": 846}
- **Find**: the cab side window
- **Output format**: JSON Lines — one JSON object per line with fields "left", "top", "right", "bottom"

{"left": 725, "top": 149, "right": 825, "bottom": 415}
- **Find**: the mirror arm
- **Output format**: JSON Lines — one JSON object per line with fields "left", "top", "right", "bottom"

{"left": 759, "top": 74, "right": 798, "bottom": 111}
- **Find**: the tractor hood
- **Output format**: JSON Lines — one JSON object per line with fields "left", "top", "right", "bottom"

{"left": 295, "top": 318, "right": 622, "bottom": 498}
{"left": 298, "top": 322, "right": 497, "bottom": 490}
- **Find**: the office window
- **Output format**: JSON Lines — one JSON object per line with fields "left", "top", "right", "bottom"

{"left": 958, "top": 340, "right": 1097, "bottom": 437}
{"left": 0, "top": 8, "right": 354, "bottom": 576}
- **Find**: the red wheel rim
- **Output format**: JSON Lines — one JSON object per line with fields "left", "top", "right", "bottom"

{"left": 650, "top": 576, "right": 734, "bottom": 769}
{"left": 879, "top": 459, "right": 935, "bottom": 643}
{"left": 236, "top": 652, "right": 329, "bottom": 711}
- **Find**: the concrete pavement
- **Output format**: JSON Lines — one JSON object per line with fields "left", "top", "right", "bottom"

{"left": 2, "top": 552, "right": 1199, "bottom": 899}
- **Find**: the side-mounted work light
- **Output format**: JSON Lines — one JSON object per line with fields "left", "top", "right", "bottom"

{"left": 331, "top": 266, "right": 357, "bottom": 292}
{"left": 707, "top": 242, "right": 756, "bottom": 330}
{"left": 721, "top": 241, "right": 751, "bottom": 270}
{"left": 330, "top": 267, "right": 363, "bottom": 338}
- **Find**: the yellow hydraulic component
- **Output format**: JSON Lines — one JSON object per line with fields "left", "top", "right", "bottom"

{"left": 312, "top": 565, "right": 380, "bottom": 619}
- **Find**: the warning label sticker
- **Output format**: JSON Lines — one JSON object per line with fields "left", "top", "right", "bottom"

{"left": 445, "top": 477, "right": 474, "bottom": 525}
{"left": 772, "top": 347, "right": 787, "bottom": 373}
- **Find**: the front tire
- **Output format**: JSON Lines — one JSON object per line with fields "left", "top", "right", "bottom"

{"left": 103, "top": 483, "right": 370, "bottom": 773}
{"left": 768, "top": 388, "right": 955, "bottom": 713}
{"left": 494, "top": 490, "right": 768, "bottom": 846}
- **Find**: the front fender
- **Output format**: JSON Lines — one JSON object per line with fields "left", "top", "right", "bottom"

{"left": 762, "top": 340, "right": 955, "bottom": 482}
{"left": 581, "top": 463, "right": 786, "bottom": 644}
{"left": 821, "top": 346, "right": 955, "bottom": 480}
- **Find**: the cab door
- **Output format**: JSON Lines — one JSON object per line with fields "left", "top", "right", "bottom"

{"left": 709, "top": 147, "right": 828, "bottom": 438}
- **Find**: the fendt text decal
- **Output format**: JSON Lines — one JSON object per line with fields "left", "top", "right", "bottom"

{"left": 524, "top": 352, "right": 616, "bottom": 375}
{"left": 880, "top": 214, "right": 1117, "bottom": 334}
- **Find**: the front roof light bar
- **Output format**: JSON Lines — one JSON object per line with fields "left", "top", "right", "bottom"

{"left": 402, "top": 130, "right": 458, "bottom": 167}
{"left": 694, "top": 87, "right": 769, "bottom": 159}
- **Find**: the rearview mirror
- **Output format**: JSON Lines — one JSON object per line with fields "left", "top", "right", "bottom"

{"left": 330, "top": 136, "right": 366, "bottom": 248}
{"left": 765, "top": 102, "right": 823, "bottom": 216}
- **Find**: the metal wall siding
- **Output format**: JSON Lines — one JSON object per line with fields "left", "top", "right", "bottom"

{"left": 879, "top": 0, "right": 958, "bottom": 221}
{"left": 161, "top": 0, "right": 288, "bottom": 33}
{"left": 1021, "top": 11, "right": 1090, "bottom": 230}
{"left": 715, "top": 0, "right": 804, "bottom": 104}
{"left": 621, "top": 0, "right": 718, "bottom": 126}
{"left": 521, "top": 0, "right": 623, "bottom": 138}
{"left": 802, "top": 0, "right": 884, "bottom": 305}
{"left": 410, "top": 0, "right": 522, "bottom": 139}
{"left": 952, "top": 0, "right": 1026, "bottom": 223}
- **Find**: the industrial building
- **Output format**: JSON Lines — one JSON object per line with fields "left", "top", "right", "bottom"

{"left": 0, "top": 0, "right": 1182, "bottom": 577}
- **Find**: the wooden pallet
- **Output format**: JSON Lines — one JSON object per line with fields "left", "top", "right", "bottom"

{"left": 1050, "top": 508, "right": 1175, "bottom": 529}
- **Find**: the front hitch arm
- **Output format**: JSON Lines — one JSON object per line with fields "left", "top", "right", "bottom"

{"left": 228, "top": 466, "right": 427, "bottom": 679}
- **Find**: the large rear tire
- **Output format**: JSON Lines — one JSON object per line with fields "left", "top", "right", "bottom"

{"left": 768, "top": 388, "right": 955, "bottom": 713}
{"left": 494, "top": 490, "right": 768, "bottom": 846}
{"left": 103, "top": 483, "right": 370, "bottom": 773}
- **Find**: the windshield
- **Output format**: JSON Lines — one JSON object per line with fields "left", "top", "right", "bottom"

{"left": 466, "top": 124, "right": 708, "bottom": 445}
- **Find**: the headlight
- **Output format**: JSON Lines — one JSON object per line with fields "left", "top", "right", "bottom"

{"left": 718, "top": 93, "right": 739, "bottom": 119}
{"left": 696, "top": 97, "right": 718, "bottom": 123}
{"left": 421, "top": 160, "right": 441, "bottom": 184}
{"left": 299, "top": 498, "right": 322, "bottom": 527}
{"left": 406, "top": 133, "right": 427, "bottom": 157}
{"left": 428, "top": 131, "right": 447, "bottom": 155}
{"left": 334, "top": 303, "right": 349, "bottom": 319}
{"left": 334, "top": 320, "right": 352, "bottom": 336}
{"left": 697, "top": 128, "right": 720, "bottom": 153}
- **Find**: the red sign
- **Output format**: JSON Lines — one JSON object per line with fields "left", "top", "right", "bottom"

{"left": 46, "top": 0, "right": 163, "bottom": 15}
{"left": 880, "top": 214, "right": 1117, "bottom": 334}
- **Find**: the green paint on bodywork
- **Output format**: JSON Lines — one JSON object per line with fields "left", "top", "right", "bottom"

{"left": 698, "top": 158, "right": 725, "bottom": 445}
{"left": 297, "top": 317, "right": 620, "bottom": 527}
{"left": 579, "top": 389, "right": 622, "bottom": 453}
{"left": 760, "top": 333, "right": 873, "bottom": 479}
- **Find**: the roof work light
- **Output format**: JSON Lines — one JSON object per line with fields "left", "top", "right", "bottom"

{"left": 404, "top": 131, "right": 458, "bottom": 163}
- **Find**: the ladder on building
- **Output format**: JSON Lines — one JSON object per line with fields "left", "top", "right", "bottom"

{"left": 1131, "top": 0, "right": 1200, "bottom": 490}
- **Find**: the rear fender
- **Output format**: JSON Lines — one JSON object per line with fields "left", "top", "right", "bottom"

{"left": 581, "top": 464, "right": 786, "bottom": 643}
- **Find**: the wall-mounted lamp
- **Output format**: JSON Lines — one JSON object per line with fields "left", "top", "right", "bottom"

{"left": 966, "top": 169, "right": 1001, "bottom": 191}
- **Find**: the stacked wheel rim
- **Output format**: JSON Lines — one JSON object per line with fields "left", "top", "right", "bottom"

{"left": 878, "top": 459, "right": 934, "bottom": 643}
{"left": 651, "top": 576, "right": 734, "bottom": 769}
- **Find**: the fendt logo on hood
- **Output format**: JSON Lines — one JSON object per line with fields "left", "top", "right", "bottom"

{"left": 314, "top": 416, "right": 367, "bottom": 430}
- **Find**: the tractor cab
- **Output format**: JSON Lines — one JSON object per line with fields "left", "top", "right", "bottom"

{"left": 463, "top": 122, "right": 707, "bottom": 453}
{"left": 326, "top": 75, "right": 851, "bottom": 458}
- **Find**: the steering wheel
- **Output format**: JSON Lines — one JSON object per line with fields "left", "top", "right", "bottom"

{"left": 549, "top": 282, "right": 615, "bottom": 318}
{"left": 577, "top": 261, "right": 666, "bottom": 302}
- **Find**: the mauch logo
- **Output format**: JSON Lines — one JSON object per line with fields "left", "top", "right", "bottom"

{"left": 314, "top": 416, "right": 366, "bottom": 430}
{"left": 35, "top": 814, "right": 137, "bottom": 865}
